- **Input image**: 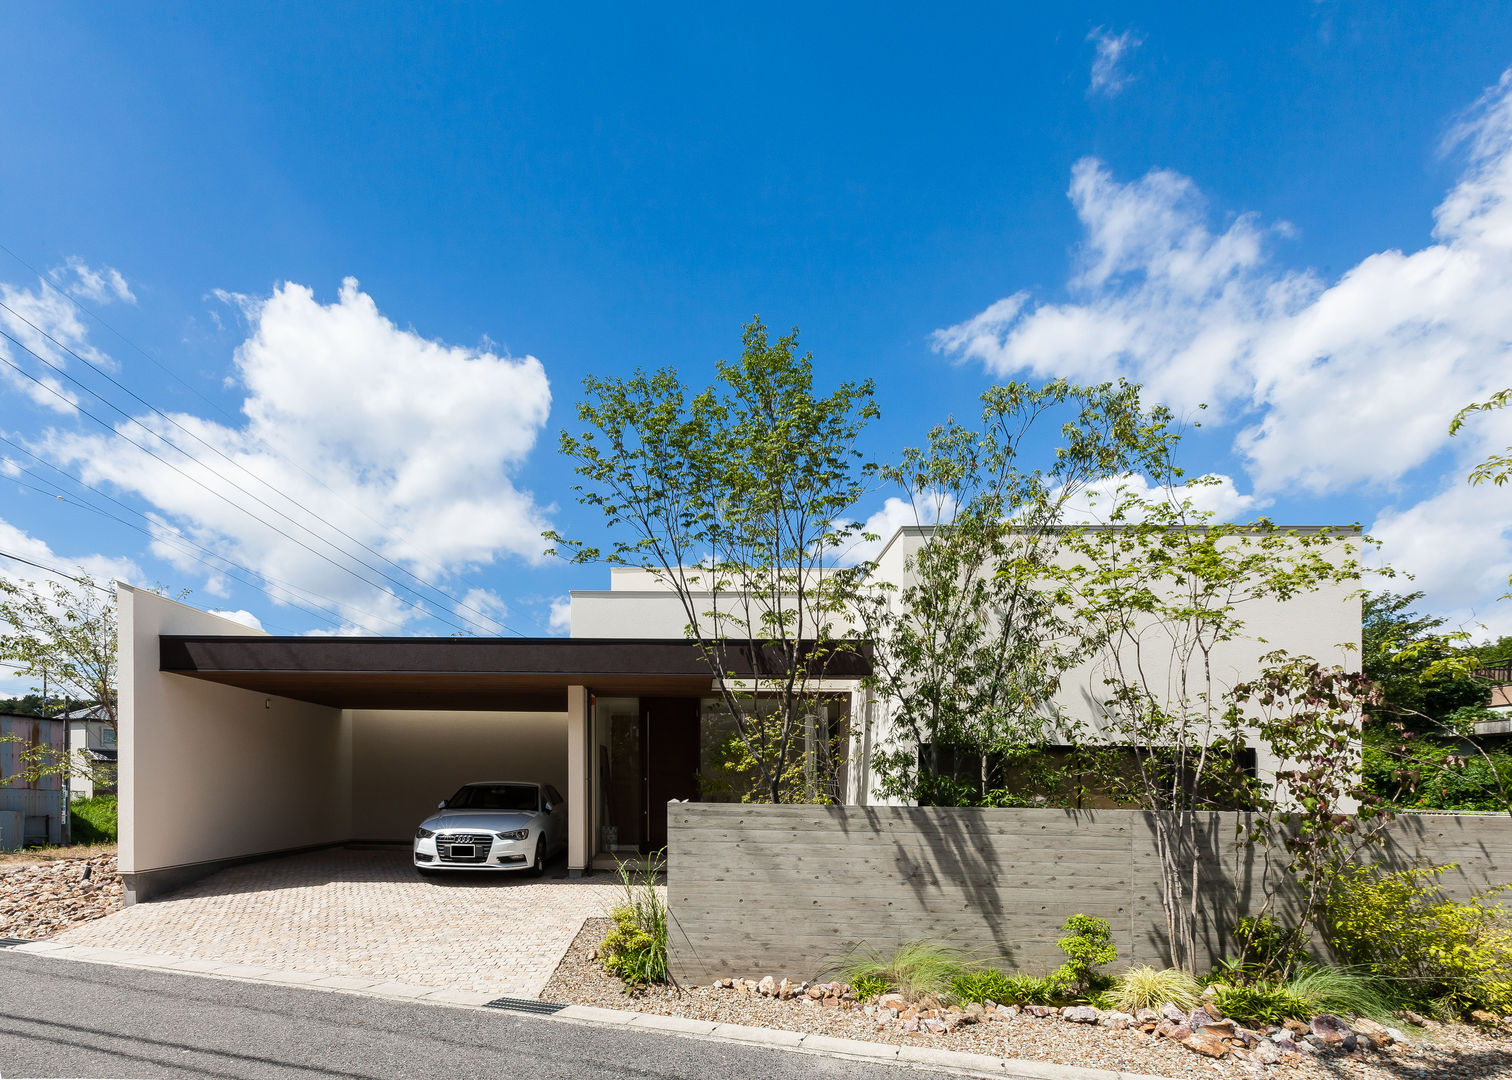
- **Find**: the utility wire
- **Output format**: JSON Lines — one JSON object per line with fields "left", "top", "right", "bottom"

{"left": 0, "top": 315, "right": 514, "bottom": 637}
{"left": 0, "top": 434, "right": 412, "bottom": 635}
{"left": 0, "top": 245, "right": 524, "bottom": 634}
{"left": 0, "top": 298, "right": 518, "bottom": 635}
{"left": 0, "top": 549, "right": 114, "bottom": 594}
{"left": 0, "top": 342, "right": 493, "bottom": 637}
{"left": 0, "top": 457, "right": 392, "bottom": 634}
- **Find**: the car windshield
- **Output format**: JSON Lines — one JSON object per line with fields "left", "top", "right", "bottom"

{"left": 445, "top": 784, "right": 538, "bottom": 811}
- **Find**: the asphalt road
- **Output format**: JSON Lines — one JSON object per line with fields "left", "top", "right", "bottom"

{"left": 0, "top": 951, "right": 934, "bottom": 1080}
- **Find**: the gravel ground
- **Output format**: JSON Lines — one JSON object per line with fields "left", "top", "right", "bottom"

{"left": 0, "top": 852, "right": 122, "bottom": 938}
{"left": 543, "top": 919, "right": 1512, "bottom": 1080}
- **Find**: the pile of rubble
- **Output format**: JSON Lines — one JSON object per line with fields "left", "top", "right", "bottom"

{"left": 709, "top": 975, "right": 1417, "bottom": 1063}
{"left": 0, "top": 853, "right": 121, "bottom": 939}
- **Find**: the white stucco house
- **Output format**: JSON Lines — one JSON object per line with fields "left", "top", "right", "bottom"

{"left": 112, "top": 524, "right": 1361, "bottom": 903}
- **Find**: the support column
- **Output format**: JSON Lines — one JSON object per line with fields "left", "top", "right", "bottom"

{"left": 567, "top": 685, "right": 591, "bottom": 877}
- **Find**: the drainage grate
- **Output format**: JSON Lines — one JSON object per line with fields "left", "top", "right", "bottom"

{"left": 483, "top": 997, "right": 567, "bottom": 1015}
{"left": 0, "top": 937, "right": 32, "bottom": 948}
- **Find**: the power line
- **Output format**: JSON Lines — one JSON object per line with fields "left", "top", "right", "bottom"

{"left": 0, "top": 298, "right": 519, "bottom": 635}
{"left": 0, "top": 456, "right": 392, "bottom": 634}
{"left": 0, "top": 338, "right": 502, "bottom": 637}
{"left": 0, "top": 246, "right": 525, "bottom": 634}
{"left": 0, "top": 434, "right": 415, "bottom": 635}
{"left": 0, "top": 549, "right": 114, "bottom": 594}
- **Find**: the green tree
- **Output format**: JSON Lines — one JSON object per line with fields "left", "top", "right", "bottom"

{"left": 1450, "top": 387, "right": 1511, "bottom": 599}
{"left": 1062, "top": 484, "right": 1364, "bottom": 974}
{"left": 0, "top": 573, "right": 117, "bottom": 731}
{"left": 547, "top": 318, "right": 877, "bottom": 803}
{"left": 855, "top": 378, "right": 1177, "bottom": 805}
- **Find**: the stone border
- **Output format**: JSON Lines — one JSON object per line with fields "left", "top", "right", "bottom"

{"left": 11, "top": 941, "right": 1173, "bottom": 1080}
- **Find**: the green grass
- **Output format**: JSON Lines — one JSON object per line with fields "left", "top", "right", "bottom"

{"left": 1108, "top": 966, "right": 1203, "bottom": 1012}
{"left": 69, "top": 795, "right": 117, "bottom": 844}
{"left": 1212, "top": 966, "right": 1398, "bottom": 1026}
{"left": 598, "top": 849, "right": 669, "bottom": 988}
{"left": 952, "top": 969, "right": 1059, "bottom": 1006}
{"left": 834, "top": 941, "right": 980, "bottom": 1002}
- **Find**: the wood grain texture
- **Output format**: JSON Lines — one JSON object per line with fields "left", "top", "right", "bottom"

{"left": 666, "top": 805, "right": 1512, "bottom": 983}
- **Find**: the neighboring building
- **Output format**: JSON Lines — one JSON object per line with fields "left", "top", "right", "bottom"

{"left": 63, "top": 703, "right": 118, "bottom": 799}
{"left": 112, "top": 524, "right": 1361, "bottom": 903}
{"left": 1473, "top": 663, "right": 1512, "bottom": 738}
{"left": 0, "top": 712, "right": 67, "bottom": 850}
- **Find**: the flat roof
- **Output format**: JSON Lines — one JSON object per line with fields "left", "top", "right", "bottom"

{"left": 160, "top": 635, "right": 871, "bottom": 710}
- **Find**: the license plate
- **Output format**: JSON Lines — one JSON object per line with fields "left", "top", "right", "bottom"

{"left": 449, "top": 844, "right": 475, "bottom": 858}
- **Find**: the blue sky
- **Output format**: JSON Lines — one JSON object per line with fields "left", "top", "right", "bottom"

{"left": 2, "top": 4, "right": 1512, "bottom": 682}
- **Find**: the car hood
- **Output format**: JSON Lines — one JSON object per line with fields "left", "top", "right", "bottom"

{"left": 422, "top": 809, "right": 536, "bottom": 833}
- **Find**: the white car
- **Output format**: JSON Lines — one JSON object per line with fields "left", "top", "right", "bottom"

{"left": 413, "top": 781, "right": 567, "bottom": 877}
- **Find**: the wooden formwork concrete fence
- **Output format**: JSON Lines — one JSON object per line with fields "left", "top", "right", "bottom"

{"left": 665, "top": 803, "right": 1512, "bottom": 984}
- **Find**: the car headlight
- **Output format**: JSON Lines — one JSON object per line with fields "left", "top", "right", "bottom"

{"left": 496, "top": 828, "right": 528, "bottom": 841}
{"left": 415, "top": 827, "right": 435, "bottom": 839}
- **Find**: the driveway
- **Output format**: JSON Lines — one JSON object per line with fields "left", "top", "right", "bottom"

{"left": 48, "top": 846, "right": 631, "bottom": 999}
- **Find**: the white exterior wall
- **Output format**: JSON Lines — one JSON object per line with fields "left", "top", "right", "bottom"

{"left": 566, "top": 527, "right": 1363, "bottom": 807}
{"left": 118, "top": 585, "right": 352, "bottom": 876}
{"left": 348, "top": 709, "right": 568, "bottom": 840}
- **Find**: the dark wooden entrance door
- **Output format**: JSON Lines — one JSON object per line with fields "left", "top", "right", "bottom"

{"left": 640, "top": 697, "right": 700, "bottom": 852}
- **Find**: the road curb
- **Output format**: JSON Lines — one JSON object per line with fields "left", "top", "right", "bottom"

{"left": 11, "top": 942, "right": 1173, "bottom": 1080}
{"left": 548, "top": 1002, "right": 1174, "bottom": 1080}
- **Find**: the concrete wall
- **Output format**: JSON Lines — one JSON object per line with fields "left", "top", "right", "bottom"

{"left": 348, "top": 709, "right": 567, "bottom": 840}
{"left": 665, "top": 803, "right": 1512, "bottom": 983}
{"left": 118, "top": 585, "right": 351, "bottom": 895}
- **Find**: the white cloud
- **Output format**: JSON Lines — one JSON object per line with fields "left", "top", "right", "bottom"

{"left": 51, "top": 257, "right": 135, "bottom": 305}
{"left": 548, "top": 595, "right": 572, "bottom": 635}
{"left": 1058, "top": 473, "right": 1267, "bottom": 525}
{"left": 836, "top": 493, "right": 958, "bottom": 565}
{"left": 207, "top": 609, "right": 263, "bottom": 631}
{"left": 38, "top": 277, "right": 553, "bottom": 634}
{"left": 934, "top": 69, "right": 1512, "bottom": 629}
{"left": 1371, "top": 480, "right": 1512, "bottom": 638}
{"left": 1087, "top": 27, "right": 1143, "bottom": 99}
{"left": 457, "top": 587, "right": 510, "bottom": 635}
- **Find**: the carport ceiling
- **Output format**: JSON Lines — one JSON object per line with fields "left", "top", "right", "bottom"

{"left": 160, "top": 635, "right": 872, "bottom": 711}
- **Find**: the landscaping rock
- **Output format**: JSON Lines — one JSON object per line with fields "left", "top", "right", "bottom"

{"left": 1161, "top": 1003, "right": 1189, "bottom": 1024}
{"left": 877, "top": 993, "right": 907, "bottom": 1010}
{"left": 1251, "top": 1038, "right": 1283, "bottom": 1065}
{"left": 1062, "top": 1006, "right": 1100, "bottom": 1023}
{"left": 1023, "top": 1005, "right": 1057, "bottom": 1018}
{"left": 1101, "top": 1011, "right": 1136, "bottom": 1030}
{"left": 1134, "top": 1007, "right": 1160, "bottom": 1026}
{"left": 0, "top": 853, "right": 122, "bottom": 939}
{"left": 1310, "top": 1014, "right": 1357, "bottom": 1050}
{"left": 1473, "top": 1009, "right": 1501, "bottom": 1025}
{"left": 1351, "top": 1017, "right": 1394, "bottom": 1047}
{"left": 1188, "top": 1008, "right": 1218, "bottom": 1029}
{"left": 778, "top": 977, "right": 795, "bottom": 1000}
{"left": 1395, "top": 1008, "right": 1428, "bottom": 1027}
{"left": 1178, "top": 1029, "right": 1230, "bottom": 1058}
{"left": 757, "top": 976, "right": 777, "bottom": 996}
{"left": 994, "top": 1005, "right": 1018, "bottom": 1021}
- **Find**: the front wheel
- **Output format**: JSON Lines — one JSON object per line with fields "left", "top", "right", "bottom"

{"left": 528, "top": 841, "right": 545, "bottom": 877}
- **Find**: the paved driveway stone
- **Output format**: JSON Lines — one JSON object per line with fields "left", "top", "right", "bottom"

{"left": 51, "top": 846, "right": 634, "bottom": 999}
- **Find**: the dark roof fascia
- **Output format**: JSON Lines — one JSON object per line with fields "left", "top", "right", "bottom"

{"left": 160, "top": 635, "right": 873, "bottom": 680}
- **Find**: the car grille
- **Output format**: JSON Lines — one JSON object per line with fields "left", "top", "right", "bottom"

{"left": 436, "top": 833, "right": 494, "bottom": 863}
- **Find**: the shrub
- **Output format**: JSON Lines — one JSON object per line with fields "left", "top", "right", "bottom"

{"left": 597, "top": 849, "right": 668, "bottom": 988}
{"left": 836, "top": 941, "right": 977, "bottom": 1002}
{"left": 850, "top": 974, "right": 890, "bottom": 1001}
{"left": 1212, "top": 965, "right": 1395, "bottom": 1025}
{"left": 1232, "top": 914, "right": 1306, "bottom": 979}
{"left": 70, "top": 795, "right": 117, "bottom": 844}
{"left": 952, "top": 969, "right": 1057, "bottom": 1006}
{"left": 1109, "top": 966, "right": 1202, "bottom": 1012}
{"left": 1324, "top": 863, "right": 1512, "bottom": 1015}
{"left": 1211, "top": 982, "right": 1311, "bottom": 1026}
{"left": 1050, "top": 914, "right": 1117, "bottom": 996}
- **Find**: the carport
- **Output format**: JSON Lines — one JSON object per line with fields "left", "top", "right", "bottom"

{"left": 115, "top": 585, "right": 875, "bottom": 904}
